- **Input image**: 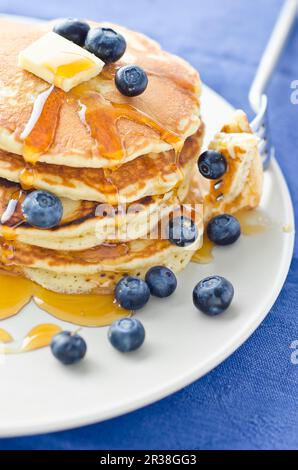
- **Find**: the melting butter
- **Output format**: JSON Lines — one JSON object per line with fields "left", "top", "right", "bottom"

{"left": 18, "top": 32, "right": 104, "bottom": 92}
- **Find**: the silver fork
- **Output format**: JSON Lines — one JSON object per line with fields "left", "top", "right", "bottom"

{"left": 249, "top": 0, "right": 297, "bottom": 170}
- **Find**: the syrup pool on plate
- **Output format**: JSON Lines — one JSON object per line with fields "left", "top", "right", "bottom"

{"left": 0, "top": 273, "right": 129, "bottom": 327}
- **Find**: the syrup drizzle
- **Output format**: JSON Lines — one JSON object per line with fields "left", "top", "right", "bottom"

{"left": 192, "top": 234, "right": 214, "bottom": 264}
{"left": 0, "top": 323, "right": 62, "bottom": 354}
{"left": 73, "top": 88, "right": 183, "bottom": 160}
{"left": 21, "top": 67, "right": 185, "bottom": 166}
{"left": 0, "top": 328, "right": 13, "bottom": 343}
{"left": 19, "top": 165, "right": 36, "bottom": 190}
{"left": 15, "top": 60, "right": 193, "bottom": 198}
{"left": 22, "top": 87, "right": 65, "bottom": 163}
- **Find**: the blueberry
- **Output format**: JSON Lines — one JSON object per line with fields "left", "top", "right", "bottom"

{"left": 145, "top": 266, "right": 177, "bottom": 298}
{"left": 22, "top": 190, "right": 63, "bottom": 229}
{"left": 53, "top": 18, "right": 90, "bottom": 46}
{"left": 193, "top": 276, "right": 234, "bottom": 316}
{"left": 207, "top": 214, "right": 241, "bottom": 246}
{"left": 85, "top": 27, "right": 126, "bottom": 64}
{"left": 167, "top": 216, "right": 198, "bottom": 247}
{"left": 51, "top": 331, "right": 87, "bottom": 365}
{"left": 198, "top": 150, "right": 227, "bottom": 179}
{"left": 115, "top": 65, "right": 148, "bottom": 97}
{"left": 115, "top": 276, "right": 150, "bottom": 310}
{"left": 108, "top": 317, "right": 145, "bottom": 352}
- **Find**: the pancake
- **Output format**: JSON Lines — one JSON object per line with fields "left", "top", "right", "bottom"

{"left": 186, "top": 111, "right": 263, "bottom": 221}
{"left": 0, "top": 176, "right": 194, "bottom": 250}
{"left": 0, "top": 18, "right": 201, "bottom": 168}
{"left": 0, "top": 210, "right": 203, "bottom": 293}
{"left": 0, "top": 231, "right": 198, "bottom": 296}
{"left": 0, "top": 124, "right": 204, "bottom": 203}
{"left": 22, "top": 237, "right": 196, "bottom": 294}
{"left": 2, "top": 234, "right": 199, "bottom": 275}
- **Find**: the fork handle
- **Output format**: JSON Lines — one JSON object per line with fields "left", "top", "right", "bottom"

{"left": 249, "top": 0, "right": 298, "bottom": 113}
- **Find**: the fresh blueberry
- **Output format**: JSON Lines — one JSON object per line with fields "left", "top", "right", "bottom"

{"left": 198, "top": 150, "right": 227, "bottom": 179}
{"left": 145, "top": 266, "right": 177, "bottom": 298}
{"left": 115, "top": 65, "right": 148, "bottom": 97}
{"left": 115, "top": 276, "right": 150, "bottom": 310}
{"left": 167, "top": 216, "right": 198, "bottom": 247}
{"left": 108, "top": 317, "right": 145, "bottom": 352}
{"left": 193, "top": 276, "right": 234, "bottom": 316}
{"left": 53, "top": 18, "right": 90, "bottom": 47}
{"left": 22, "top": 190, "right": 63, "bottom": 229}
{"left": 207, "top": 214, "right": 241, "bottom": 246}
{"left": 51, "top": 331, "right": 87, "bottom": 365}
{"left": 85, "top": 27, "right": 126, "bottom": 64}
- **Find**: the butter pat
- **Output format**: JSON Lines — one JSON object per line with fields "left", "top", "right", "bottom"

{"left": 18, "top": 32, "right": 104, "bottom": 92}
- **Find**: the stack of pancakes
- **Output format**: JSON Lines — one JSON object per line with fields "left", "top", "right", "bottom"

{"left": 0, "top": 19, "right": 205, "bottom": 294}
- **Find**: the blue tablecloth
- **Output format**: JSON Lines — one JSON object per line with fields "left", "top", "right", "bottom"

{"left": 0, "top": 0, "right": 297, "bottom": 450}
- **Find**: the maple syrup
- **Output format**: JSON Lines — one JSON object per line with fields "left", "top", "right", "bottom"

{"left": 21, "top": 73, "right": 184, "bottom": 165}
{"left": 0, "top": 274, "right": 32, "bottom": 319}
{"left": 0, "top": 274, "right": 129, "bottom": 327}
{"left": 192, "top": 234, "right": 214, "bottom": 264}
{"left": 23, "top": 87, "right": 65, "bottom": 163}
{"left": 34, "top": 288, "right": 130, "bottom": 327}
{"left": 0, "top": 328, "right": 13, "bottom": 343}
{"left": 0, "top": 323, "right": 62, "bottom": 354}
{"left": 19, "top": 165, "right": 36, "bottom": 190}
{"left": 73, "top": 88, "right": 182, "bottom": 160}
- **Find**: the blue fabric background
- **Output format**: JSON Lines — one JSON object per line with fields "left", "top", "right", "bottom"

{"left": 0, "top": 0, "right": 297, "bottom": 450}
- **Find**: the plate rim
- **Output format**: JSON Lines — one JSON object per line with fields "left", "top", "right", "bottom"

{"left": 0, "top": 14, "right": 295, "bottom": 437}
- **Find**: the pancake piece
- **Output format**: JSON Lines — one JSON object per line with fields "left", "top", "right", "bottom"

{"left": 0, "top": 124, "right": 204, "bottom": 203}
{"left": 0, "top": 19, "right": 201, "bottom": 168}
{"left": 187, "top": 111, "right": 263, "bottom": 221}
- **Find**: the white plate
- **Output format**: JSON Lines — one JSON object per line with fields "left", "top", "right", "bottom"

{"left": 0, "top": 16, "right": 295, "bottom": 438}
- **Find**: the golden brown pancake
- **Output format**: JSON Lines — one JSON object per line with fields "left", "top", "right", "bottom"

{"left": 0, "top": 227, "right": 203, "bottom": 275}
{"left": 0, "top": 124, "right": 204, "bottom": 203}
{"left": 0, "top": 19, "right": 201, "bottom": 168}
{"left": 0, "top": 202, "right": 203, "bottom": 294}
{"left": 0, "top": 178, "right": 193, "bottom": 250}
